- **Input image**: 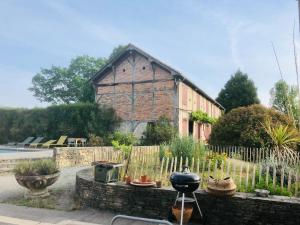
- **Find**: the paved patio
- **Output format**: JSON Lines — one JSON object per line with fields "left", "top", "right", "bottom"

{"left": 0, "top": 166, "right": 152, "bottom": 225}
{"left": 0, "top": 203, "right": 115, "bottom": 225}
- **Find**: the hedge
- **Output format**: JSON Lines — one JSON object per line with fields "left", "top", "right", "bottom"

{"left": 0, "top": 103, "right": 120, "bottom": 144}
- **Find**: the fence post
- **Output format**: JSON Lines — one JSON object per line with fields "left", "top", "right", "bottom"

{"left": 239, "top": 164, "right": 243, "bottom": 187}
{"left": 232, "top": 163, "right": 236, "bottom": 183}
{"left": 179, "top": 157, "right": 183, "bottom": 172}
{"left": 252, "top": 165, "right": 256, "bottom": 189}
{"left": 169, "top": 157, "right": 174, "bottom": 174}
{"left": 273, "top": 166, "right": 276, "bottom": 189}
{"left": 191, "top": 157, "right": 195, "bottom": 172}
{"left": 288, "top": 170, "right": 292, "bottom": 192}
{"left": 159, "top": 157, "right": 165, "bottom": 181}
{"left": 226, "top": 161, "right": 230, "bottom": 177}
{"left": 259, "top": 165, "right": 262, "bottom": 183}
{"left": 245, "top": 164, "right": 249, "bottom": 189}
{"left": 174, "top": 157, "right": 177, "bottom": 172}
{"left": 164, "top": 157, "right": 170, "bottom": 181}
{"left": 280, "top": 168, "right": 284, "bottom": 192}
{"left": 266, "top": 166, "right": 269, "bottom": 187}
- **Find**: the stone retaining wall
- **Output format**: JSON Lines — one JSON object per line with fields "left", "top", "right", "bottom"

{"left": 54, "top": 146, "right": 158, "bottom": 168}
{"left": 76, "top": 168, "right": 300, "bottom": 225}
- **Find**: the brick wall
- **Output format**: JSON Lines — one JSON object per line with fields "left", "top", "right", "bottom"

{"left": 76, "top": 168, "right": 300, "bottom": 225}
{"left": 95, "top": 52, "right": 176, "bottom": 136}
{"left": 178, "top": 82, "right": 222, "bottom": 141}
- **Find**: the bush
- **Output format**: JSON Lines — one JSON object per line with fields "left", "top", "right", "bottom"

{"left": 88, "top": 134, "right": 104, "bottom": 146}
{"left": 160, "top": 136, "right": 208, "bottom": 164}
{"left": 209, "top": 104, "right": 294, "bottom": 148}
{"left": 141, "top": 116, "right": 176, "bottom": 145}
{"left": 108, "top": 131, "right": 137, "bottom": 146}
{"left": 0, "top": 103, "right": 120, "bottom": 144}
{"left": 205, "top": 152, "right": 227, "bottom": 170}
{"left": 14, "top": 159, "right": 59, "bottom": 176}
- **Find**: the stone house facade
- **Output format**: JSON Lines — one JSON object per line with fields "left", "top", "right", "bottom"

{"left": 92, "top": 44, "right": 224, "bottom": 141}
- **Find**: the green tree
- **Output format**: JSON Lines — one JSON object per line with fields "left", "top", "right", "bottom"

{"left": 30, "top": 46, "right": 126, "bottom": 104}
{"left": 270, "top": 79, "right": 299, "bottom": 126}
{"left": 216, "top": 70, "right": 260, "bottom": 113}
{"left": 109, "top": 45, "right": 127, "bottom": 60}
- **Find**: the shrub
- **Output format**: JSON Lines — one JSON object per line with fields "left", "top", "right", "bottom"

{"left": 161, "top": 136, "right": 208, "bottom": 164}
{"left": 88, "top": 134, "right": 104, "bottom": 146}
{"left": 209, "top": 104, "right": 295, "bottom": 148}
{"left": 141, "top": 116, "right": 177, "bottom": 145}
{"left": 205, "top": 152, "right": 227, "bottom": 170}
{"left": 14, "top": 159, "right": 59, "bottom": 176}
{"left": 108, "top": 131, "right": 137, "bottom": 146}
{"left": 0, "top": 103, "right": 120, "bottom": 144}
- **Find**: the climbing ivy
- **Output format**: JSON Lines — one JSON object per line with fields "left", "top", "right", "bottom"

{"left": 190, "top": 110, "right": 217, "bottom": 124}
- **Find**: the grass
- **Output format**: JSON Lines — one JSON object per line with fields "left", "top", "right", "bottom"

{"left": 14, "top": 159, "right": 59, "bottom": 176}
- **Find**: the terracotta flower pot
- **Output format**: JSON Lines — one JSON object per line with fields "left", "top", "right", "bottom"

{"left": 156, "top": 180, "right": 162, "bottom": 188}
{"left": 15, "top": 172, "right": 60, "bottom": 199}
{"left": 172, "top": 205, "right": 193, "bottom": 224}
{"left": 140, "top": 175, "right": 148, "bottom": 182}
{"left": 125, "top": 176, "right": 132, "bottom": 185}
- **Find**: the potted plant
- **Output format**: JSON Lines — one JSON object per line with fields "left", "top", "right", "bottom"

{"left": 14, "top": 159, "right": 60, "bottom": 198}
{"left": 172, "top": 204, "right": 193, "bottom": 224}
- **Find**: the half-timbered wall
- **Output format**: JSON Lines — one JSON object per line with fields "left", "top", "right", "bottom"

{"left": 178, "top": 82, "right": 222, "bottom": 141}
{"left": 95, "top": 52, "right": 177, "bottom": 137}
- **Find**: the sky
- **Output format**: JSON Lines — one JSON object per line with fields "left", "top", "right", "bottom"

{"left": 0, "top": 0, "right": 299, "bottom": 108}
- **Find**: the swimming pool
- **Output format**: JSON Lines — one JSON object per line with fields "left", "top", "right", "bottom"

{"left": 0, "top": 146, "right": 44, "bottom": 153}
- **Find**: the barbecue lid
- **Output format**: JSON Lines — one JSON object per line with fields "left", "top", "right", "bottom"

{"left": 170, "top": 166, "right": 200, "bottom": 184}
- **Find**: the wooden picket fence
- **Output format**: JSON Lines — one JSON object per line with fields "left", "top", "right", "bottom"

{"left": 207, "top": 145, "right": 300, "bottom": 166}
{"left": 150, "top": 156, "right": 299, "bottom": 197}
{"left": 90, "top": 146, "right": 300, "bottom": 197}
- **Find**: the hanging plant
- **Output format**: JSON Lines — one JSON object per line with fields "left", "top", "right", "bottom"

{"left": 190, "top": 110, "right": 217, "bottom": 124}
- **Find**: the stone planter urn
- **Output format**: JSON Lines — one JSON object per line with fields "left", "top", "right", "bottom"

{"left": 15, "top": 172, "right": 60, "bottom": 198}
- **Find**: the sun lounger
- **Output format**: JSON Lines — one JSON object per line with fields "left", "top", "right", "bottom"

{"left": 40, "top": 140, "right": 57, "bottom": 148}
{"left": 28, "top": 137, "right": 44, "bottom": 148}
{"left": 48, "top": 136, "right": 68, "bottom": 148}
{"left": 16, "top": 137, "right": 35, "bottom": 147}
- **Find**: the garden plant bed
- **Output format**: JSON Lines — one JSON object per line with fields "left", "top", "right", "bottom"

{"left": 76, "top": 168, "right": 300, "bottom": 225}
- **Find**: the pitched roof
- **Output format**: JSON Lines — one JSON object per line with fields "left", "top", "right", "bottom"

{"left": 91, "top": 43, "right": 224, "bottom": 110}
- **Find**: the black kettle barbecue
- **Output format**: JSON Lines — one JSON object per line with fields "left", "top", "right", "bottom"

{"left": 170, "top": 166, "right": 203, "bottom": 225}
{"left": 170, "top": 166, "right": 200, "bottom": 193}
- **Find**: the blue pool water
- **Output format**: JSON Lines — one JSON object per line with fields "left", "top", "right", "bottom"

{"left": 0, "top": 149, "right": 21, "bottom": 153}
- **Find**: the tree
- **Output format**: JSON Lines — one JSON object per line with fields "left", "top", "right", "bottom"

{"left": 109, "top": 45, "right": 127, "bottom": 60}
{"left": 29, "top": 46, "right": 126, "bottom": 104}
{"left": 209, "top": 104, "right": 295, "bottom": 148}
{"left": 216, "top": 70, "right": 260, "bottom": 113}
{"left": 270, "top": 79, "right": 299, "bottom": 127}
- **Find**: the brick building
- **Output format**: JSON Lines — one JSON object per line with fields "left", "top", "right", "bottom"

{"left": 92, "top": 44, "right": 224, "bottom": 141}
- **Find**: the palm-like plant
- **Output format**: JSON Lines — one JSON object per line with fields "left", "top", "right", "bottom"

{"left": 263, "top": 120, "right": 300, "bottom": 165}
